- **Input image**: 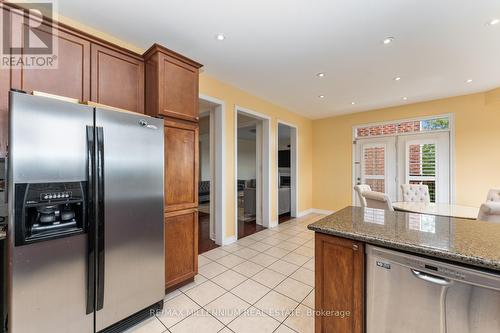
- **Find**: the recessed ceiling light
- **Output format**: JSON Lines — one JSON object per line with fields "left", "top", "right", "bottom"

{"left": 383, "top": 37, "right": 395, "bottom": 45}
{"left": 215, "top": 33, "right": 225, "bottom": 41}
{"left": 466, "top": 79, "right": 473, "bottom": 83}
{"left": 351, "top": 102, "right": 356, "bottom": 105}
{"left": 318, "top": 95, "right": 325, "bottom": 99}
{"left": 402, "top": 97, "right": 408, "bottom": 101}
{"left": 394, "top": 76, "right": 402, "bottom": 81}
{"left": 489, "top": 19, "right": 500, "bottom": 26}
{"left": 316, "top": 72, "right": 325, "bottom": 78}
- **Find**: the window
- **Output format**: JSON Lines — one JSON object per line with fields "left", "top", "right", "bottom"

{"left": 354, "top": 115, "right": 451, "bottom": 204}
{"left": 407, "top": 143, "right": 437, "bottom": 202}
{"left": 362, "top": 145, "right": 386, "bottom": 193}
{"left": 356, "top": 117, "right": 449, "bottom": 139}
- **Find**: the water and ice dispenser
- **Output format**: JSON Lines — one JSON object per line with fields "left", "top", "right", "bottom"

{"left": 14, "top": 182, "right": 86, "bottom": 246}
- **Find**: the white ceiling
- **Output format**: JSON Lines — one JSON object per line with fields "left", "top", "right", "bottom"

{"left": 58, "top": 0, "right": 500, "bottom": 119}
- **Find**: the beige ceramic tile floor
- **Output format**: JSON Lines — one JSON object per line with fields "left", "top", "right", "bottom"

{"left": 125, "top": 213, "right": 324, "bottom": 333}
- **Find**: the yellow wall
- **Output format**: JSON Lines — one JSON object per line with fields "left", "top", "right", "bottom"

{"left": 312, "top": 90, "right": 500, "bottom": 211}
{"left": 199, "top": 74, "right": 313, "bottom": 238}
{"left": 39, "top": 12, "right": 314, "bottom": 240}
{"left": 23, "top": 8, "right": 500, "bottom": 236}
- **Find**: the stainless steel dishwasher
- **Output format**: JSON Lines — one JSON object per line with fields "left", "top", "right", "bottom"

{"left": 366, "top": 245, "right": 500, "bottom": 333}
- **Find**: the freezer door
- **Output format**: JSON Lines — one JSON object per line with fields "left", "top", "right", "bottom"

{"left": 8, "top": 92, "right": 94, "bottom": 333}
{"left": 94, "top": 108, "right": 164, "bottom": 331}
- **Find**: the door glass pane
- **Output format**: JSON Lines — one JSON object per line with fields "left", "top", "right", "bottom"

{"left": 363, "top": 145, "right": 385, "bottom": 193}
{"left": 408, "top": 143, "right": 436, "bottom": 202}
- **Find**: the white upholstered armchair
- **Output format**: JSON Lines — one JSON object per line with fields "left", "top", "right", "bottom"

{"left": 362, "top": 190, "right": 394, "bottom": 211}
{"left": 354, "top": 184, "right": 371, "bottom": 207}
{"left": 477, "top": 189, "right": 500, "bottom": 222}
{"left": 477, "top": 202, "right": 500, "bottom": 223}
{"left": 400, "top": 184, "right": 430, "bottom": 203}
{"left": 485, "top": 189, "right": 500, "bottom": 202}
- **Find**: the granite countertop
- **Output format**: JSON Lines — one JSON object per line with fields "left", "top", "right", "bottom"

{"left": 308, "top": 206, "right": 500, "bottom": 272}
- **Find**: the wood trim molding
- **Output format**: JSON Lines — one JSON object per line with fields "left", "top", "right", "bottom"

{"left": 143, "top": 43, "right": 202, "bottom": 69}
{"left": 1, "top": 2, "right": 144, "bottom": 60}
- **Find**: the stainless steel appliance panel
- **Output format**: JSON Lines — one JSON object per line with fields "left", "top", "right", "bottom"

{"left": 94, "top": 109, "right": 164, "bottom": 331}
{"left": 8, "top": 92, "right": 94, "bottom": 333}
{"left": 366, "top": 245, "right": 500, "bottom": 333}
{"left": 9, "top": 92, "right": 94, "bottom": 183}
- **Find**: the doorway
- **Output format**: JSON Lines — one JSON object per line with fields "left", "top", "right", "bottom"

{"left": 235, "top": 107, "right": 271, "bottom": 239}
{"left": 277, "top": 122, "right": 298, "bottom": 223}
{"left": 198, "top": 96, "right": 226, "bottom": 252}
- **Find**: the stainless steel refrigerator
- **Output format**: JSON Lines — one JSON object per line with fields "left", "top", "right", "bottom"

{"left": 6, "top": 91, "right": 165, "bottom": 332}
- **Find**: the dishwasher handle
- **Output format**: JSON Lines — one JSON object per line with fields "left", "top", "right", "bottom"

{"left": 411, "top": 269, "right": 453, "bottom": 286}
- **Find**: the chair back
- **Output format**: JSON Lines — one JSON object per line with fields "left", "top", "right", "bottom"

{"left": 362, "top": 190, "right": 394, "bottom": 211}
{"left": 354, "top": 184, "right": 371, "bottom": 207}
{"left": 477, "top": 202, "right": 500, "bottom": 223}
{"left": 486, "top": 189, "right": 500, "bottom": 202}
{"left": 401, "top": 184, "right": 430, "bottom": 203}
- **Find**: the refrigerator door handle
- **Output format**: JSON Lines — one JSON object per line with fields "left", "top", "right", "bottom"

{"left": 85, "top": 126, "right": 96, "bottom": 314}
{"left": 96, "top": 126, "right": 105, "bottom": 311}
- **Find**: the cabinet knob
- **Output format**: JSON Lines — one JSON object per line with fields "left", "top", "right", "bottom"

{"left": 352, "top": 244, "right": 359, "bottom": 251}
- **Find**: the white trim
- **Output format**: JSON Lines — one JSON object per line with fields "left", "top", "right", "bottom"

{"left": 256, "top": 122, "right": 263, "bottom": 226}
{"left": 276, "top": 120, "right": 299, "bottom": 224}
{"left": 199, "top": 94, "right": 226, "bottom": 246}
{"left": 297, "top": 208, "right": 313, "bottom": 217}
{"left": 297, "top": 208, "right": 334, "bottom": 217}
{"left": 235, "top": 105, "right": 272, "bottom": 237}
{"left": 311, "top": 209, "right": 335, "bottom": 215}
{"left": 351, "top": 113, "right": 456, "bottom": 204}
{"left": 448, "top": 113, "right": 456, "bottom": 204}
{"left": 353, "top": 113, "right": 454, "bottom": 133}
{"left": 222, "top": 235, "right": 237, "bottom": 246}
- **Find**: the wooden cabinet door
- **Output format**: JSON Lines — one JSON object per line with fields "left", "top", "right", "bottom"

{"left": 164, "top": 209, "right": 198, "bottom": 289}
{"left": 315, "top": 233, "right": 364, "bottom": 333}
{"left": 10, "top": 24, "right": 91, "bottom": 101}
{"left": 159, "top": 54, "right": 199, "bottom": 121}
{"left": 91, "top": 44, "right": 144, "bottom": 113}
{"left": 164, "top": 120, "right": 199, "bottom": 212}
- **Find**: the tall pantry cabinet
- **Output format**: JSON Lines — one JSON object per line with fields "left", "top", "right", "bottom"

{"left": 144, "top": 44, "right": 203, "bottom": 290}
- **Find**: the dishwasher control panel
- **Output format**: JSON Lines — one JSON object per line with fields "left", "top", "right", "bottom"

{"left": 368, "top": 245, "right": 500, "bottom": 291}
{"left": 404, "top": 258, "right": 466, "bottom": 280}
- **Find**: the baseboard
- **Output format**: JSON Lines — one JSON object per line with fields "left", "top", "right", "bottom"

{"left": 222, "top": 235, "right": 237, "bottom": 245}
{"left": 311, "top": 209, "right": 335, "bottom": 215}
{"left": 297, "top": 208, "right": 335, "bottom": 217}
{"left": 297, "top": 208, "right": 313, "bottom": 217}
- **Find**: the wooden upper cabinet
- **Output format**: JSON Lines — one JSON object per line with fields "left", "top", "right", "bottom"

{"left": 164, "top": 119, "right": 199, "bottom": 212}
{"left": 315, "top": 233, "right": 364, "bottom": 333}
{"left": 10, "top": 23, "right": 91, "bottom": 101}
{"left": 144, "top": 44, "right": 202, "bottom": 122}
{"left": 164, "top": 208, "right": 198, "bottom": 289}
{"left": 91, "top": 44, "right": 144, "bottom": 113}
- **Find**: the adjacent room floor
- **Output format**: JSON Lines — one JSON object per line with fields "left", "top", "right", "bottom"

{"left": 198, "top": 211, "right": 219, "bottom": 254}
{"left": 125, "top": 213, "right": 324, "bottom": 333}
{"left": 237, "top": 217, "right": 266, "bottom": 240}
{"left": 279, "top": 213, "right": 292, "bottom": 224}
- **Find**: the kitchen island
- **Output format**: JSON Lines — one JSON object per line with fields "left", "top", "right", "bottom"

{"left": 308, "top": 206, "right": 500, "bottom": 333}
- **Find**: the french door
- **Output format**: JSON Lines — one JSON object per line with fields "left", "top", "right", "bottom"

{"left": 397, "top": 132, "right": 450, "bottom": 203}
{"left": 355, "top": 137, "right": 397, "bottom": 205}
{"left": 354, "top": 132, "right": 450, "bottom": 205}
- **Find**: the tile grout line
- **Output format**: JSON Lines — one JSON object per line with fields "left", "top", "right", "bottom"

{"left": 160, "top": 216, "right": 321, "bottom": 333}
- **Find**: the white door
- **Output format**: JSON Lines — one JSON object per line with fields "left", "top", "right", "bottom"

{"left": 354, "top": 137, "right": 397, "bottom": 205}
{"left": 397, "top": 132, "right": 450, "bottom": 203}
